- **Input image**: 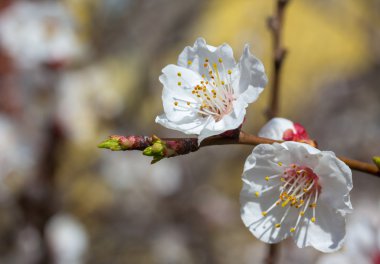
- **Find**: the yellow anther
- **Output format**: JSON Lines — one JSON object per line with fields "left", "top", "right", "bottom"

{"left": 311, "top": 217, "right": 316, "bottom": 223}
{"left": 188, "top": 60, "right": 192, "bottom": 65}
{"left": 221, "top": 81, "right": 225, "bottom": 85}
{"left": 292, "top": 164, "right": 297, "bottom": 168}
{"left": 212, "top": 63, "right": 217, "bottom": 69}
{"left": 177, "top": 72, "right": 181, "bottom": 77}
{"left": 187, "top": 102, "right": 190, "bottom": 106}
{"left": 278, "top": 162, "right": 283, "bottom": 166}
{"left": 174, "top": 102, "right": 178, "bottom": 106}
{"left": 200, "top": 81, "right": 204, "bottom": 84}
{"left": 275, "top": 223, "right": 281, "bottom": 228}
{"left": 280, "top": 177, "right": 285, "bottom": 182}
{"left": 265, "top": 176, "right": 270, "bottom": 181}
{"left": 300, "top": 211, "right": 305, "bottom": 216}
{"left": 228, "top": 69, "right": 232, "bottom": 74}
{"left": 290, "top": 227, "right": 295, "bottom": 233}
{"left": 303, "top": 188, "right": 308, "bottom": 193}
{"left": 202, "top": 74, "right": 205, "bottom": 78}
{"left": 218, "top": 58, "right": 223, "bottom": 63}
{"left": 255, "top": 191, "right": 260, "bottom": 197}
{"left": 213, "top": 95, "right": 216, "bottom": 98}
{"left": 310, "top": 203, "right": 317, "bottom": 208}
{"left": 261, "top": 211, "right": 267, "bottom": 216}
{"left": 204, "top": 63, "right": 208, "bottom": 68}
{"left": 205, "top": 58, "right": 209, "bottom": 62}
{"left": 296, "top": 170, "right": 301, "bottom": 175}
{"left": 177, "top": 82, "right": 182, "bottom": 86}
{"left": 276, "top": 201, "right": 280, "bottom": 205}
{"left": 282, "top": 199, "right": 290, "bottom": 207}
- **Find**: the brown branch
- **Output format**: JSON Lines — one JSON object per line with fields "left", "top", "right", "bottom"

{"left": 98, "top": 130, "right": 380, "bottom": 177}
{"left": 266, "top": 1, "right": 290, "bottom": 262}
{"left": 266, "top": 0, "right": 290, "bottom": 120}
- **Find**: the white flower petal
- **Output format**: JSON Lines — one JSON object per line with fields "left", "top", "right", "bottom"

{"left": 178, "top": 37, "right": 236, "bottom": 74}
{"left": 155, "top": 114, "right": 211, "bottom": 136}
{"left": 314, "top": 151, "right": 353, "bottom": 214}
{"left": 258, "top": 118, "right": 294, "bottom": 140}
{"left": 294, "top": 202, "right": 346, "bottom": 252}
{"left": 236, "top": 44, "right": 267, "bottom": 103}
{"left": 159, "top": 64, "right": 202, "bottom": 122}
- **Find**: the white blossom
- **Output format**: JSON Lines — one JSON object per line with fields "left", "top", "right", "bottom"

{"left": 156, "top": 38, "right": 267, "bottom": 143}
{"left": 0, "top": 1, "right": 83, "bottom": 69}
{"left": 240, "top": 142, "right": 352, "bottom": 252}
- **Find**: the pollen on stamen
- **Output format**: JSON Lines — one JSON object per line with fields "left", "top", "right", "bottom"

{"left": 290, "top": 227, "right": 295, "bottom": 233}
{"left": 255, "top": 191, "right": 260, "bottom": 197}
{"left": 218, "top": 58, "right": 223, "bottom": 63}
{"left": 187, "top": 102, "right": 190, "bottom": 106}
{"left": 265, "top": 176, "right": 270, "bottom": 181}
{"left": 177, "top": 82, "right": 182, "bottom": 86}
{"left": 177, "top": 72, "right": 182, "bottom": 77}
{"left": 174, "top": 102, "right": 178, "bottom": 106}
{"left": 311, "top": 217, "right": 316, "bottom": 223}
{"left": 278, "top": 162, "right": 283, "bottom": 166}
{"left": 221, "top": 81, "right": 225, "bottom": 85}
{"left": 228, "top": 69, "right": 232, "bottom": 75}
{"left": 205, "top": 58, "right": 209, "bottom": 62}
{"left": 187, "top": 60, "right": 192, "bottom": 65}
{"left": 261, "top": 211, "right": 267, "bottom": 216}
{"left": 275, "top": 223, "right": 281, "bottom": 228}
{"left": 204, "top": 63, "right": 208, "bottom": 68}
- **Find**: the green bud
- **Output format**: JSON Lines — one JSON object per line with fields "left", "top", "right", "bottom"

{"left": 98, "top": 138, "right": 122, "bottom": 151}
{"left": 373, "top": 156, "right": 380, "bottom": 170}
{"left": 143, "top": 146, "right": 153, "bottom": 156}
{"left": 152, "top": 141, "right": 164, "bottom": 154}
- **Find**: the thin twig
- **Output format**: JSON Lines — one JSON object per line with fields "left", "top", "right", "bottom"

{"left": 266, "top": 0, "right": 291, "bottom": 262}
{"left": 266, "top": 0, "right": 290, "bottom": 120}
{"left": 98, "top": 130, "right": 380, "bottom": 177}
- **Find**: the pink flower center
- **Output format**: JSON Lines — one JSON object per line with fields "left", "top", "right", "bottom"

{"left": 259, "top": 163, "right": 321, "bottom": 232}
{"left": 282, "top": 123, "right": 317, "bottom": 147}
{"left": 173, "top": 58, "right": 235, "bottom": 122}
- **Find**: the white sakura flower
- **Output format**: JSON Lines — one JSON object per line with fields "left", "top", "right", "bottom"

{"left": 156, "top": 38, "right": 267, "bottom": 143}
{"left": 259, "top": 117, "right": 316, "bottom": 146}
{"left": 240, "top": 142, "right": 352, "bottom": 252}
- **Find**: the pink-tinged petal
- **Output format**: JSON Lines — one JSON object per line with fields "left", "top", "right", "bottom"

{"left": 282, "top": 129, "right": 295, "bottom": 141}
{"left": 258, "top": 118, "right": 294, "bottom": 140}
{"left": 294, "top": 123, "right": 309, "bottom": 140}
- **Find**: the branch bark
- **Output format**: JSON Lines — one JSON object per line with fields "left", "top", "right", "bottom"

{"left": 266, "top": 0, "right": 290, "bottom": 120}
{"left": 98, "top": 130, "right": 380, "bottom": 177}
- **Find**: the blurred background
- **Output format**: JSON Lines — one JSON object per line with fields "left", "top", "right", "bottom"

{"left": 0, "top": 0, "right": 379, "bottom": 263}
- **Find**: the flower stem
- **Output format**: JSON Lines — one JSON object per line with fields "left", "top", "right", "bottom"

{"left": 266, "top": 0, "right": 290, "bottom": 120}
{"left": 265, "top": 244, "right": 280, "bottom": 264}
{"left": 98, "top": 130, "right": 380, "bottom": 177}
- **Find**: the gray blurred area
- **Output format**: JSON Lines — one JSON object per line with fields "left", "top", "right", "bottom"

{"left": 0, "top": 0, "right": 379, "bottom": 264}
